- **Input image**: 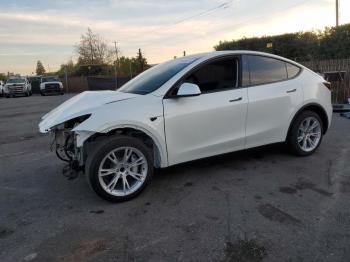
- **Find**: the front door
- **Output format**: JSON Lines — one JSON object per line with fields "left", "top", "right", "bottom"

{"left": 163, "top": 57, "right": 248, "bottom": 165}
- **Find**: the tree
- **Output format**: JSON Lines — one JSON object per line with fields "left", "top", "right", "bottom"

{"left": 57, "top": 59, "right": 77, "bottom": 77}
{"left": 76, "top": 28, "right": 113, "bottom": 65}
{"left": 134, "top": 48, "right": 148, "bottom": 74}
{"left": 214, "top": 23, "right": 350, "bottom": 61}
{"left": 0, "top": 73, "right": 6, "bottom": 82}
{"left": 36, "top": 60, "right": 46, "bottom": 75}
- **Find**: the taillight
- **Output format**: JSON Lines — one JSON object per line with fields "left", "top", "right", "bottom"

{"left": 323, "top": 81, "right": 331, "bottom": 90}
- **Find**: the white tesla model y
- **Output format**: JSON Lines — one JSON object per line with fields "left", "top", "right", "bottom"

{"left": 39, "top": 51, "right": 332, "bottom": 202}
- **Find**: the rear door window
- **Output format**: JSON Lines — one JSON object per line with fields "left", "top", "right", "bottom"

{"left": 247, "top": 55, "right": 288, "bottom": 85}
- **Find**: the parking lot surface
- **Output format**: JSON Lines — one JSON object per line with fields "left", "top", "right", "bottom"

{"left": 0, "top": 94, "right": 350, "bottom": 262}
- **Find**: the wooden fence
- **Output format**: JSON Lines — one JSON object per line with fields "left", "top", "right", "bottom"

{"left": 59, "top": 76, "right": 130, "bottom": 93}
{"left": 300, "top": 59, "right": 350, "bottom": 103}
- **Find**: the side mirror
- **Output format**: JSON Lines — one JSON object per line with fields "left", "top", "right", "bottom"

{"left": 176, "top": 83, "right": 201, "bottom": 97}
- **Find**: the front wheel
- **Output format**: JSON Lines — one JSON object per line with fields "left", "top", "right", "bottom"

{"left": 85, "top": 136, "right": 154, "bottom": 202}
{"left": 287, "top": 110, "right": 323, "bottom": 156}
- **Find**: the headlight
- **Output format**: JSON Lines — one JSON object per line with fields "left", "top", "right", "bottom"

{"left": 64, "top": 114, "right": 91, "bottom": 129}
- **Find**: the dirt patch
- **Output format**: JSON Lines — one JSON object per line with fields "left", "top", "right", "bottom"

{"left": 0, "top": 110, "right": 44, "bottom": 119}
{"left": 0, "top": 227, "right": 14, "bottom": 239}
{"left": 223, "top": 239, "right": 267, "bottom": 262}
{"left": 294, "top": 179, "right": 333, "bottom": 197}
{"left": 0, "top": 133, "right": 43, "bottom": 145}
{"left": 279, "top": 178, "right": 333, "bottom": 197}
{"left": 60, "top": 239, "right": 107, "bottom": 262}
{"left": 340, "top": 181, "right": 350, "bottom": 193}
{"left": 184, "top": 182, "right": 194, "bottom": 187}
{"left": 258, "top": 204, "right": 302, "bottom": 226}
{"left": 90, "top": 210, "right": 104, "bottom": 214}
{"left": 279, "top": 187, "right": 297, "bottom": 194}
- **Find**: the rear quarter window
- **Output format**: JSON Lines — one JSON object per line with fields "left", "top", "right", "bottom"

{"left": 286, "top": 63, "right": 301, "bottom": 78}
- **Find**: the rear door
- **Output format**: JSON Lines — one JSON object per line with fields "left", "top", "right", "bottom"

{"left": 243, "top": 55, "right": 303, "bottom": 148}
{"left": 163, "top": 56, "right": 248, "bottom": 165}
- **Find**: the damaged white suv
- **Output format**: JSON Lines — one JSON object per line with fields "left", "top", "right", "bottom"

{"left": 39, "top": 51, "right": 332, "bottom": 202}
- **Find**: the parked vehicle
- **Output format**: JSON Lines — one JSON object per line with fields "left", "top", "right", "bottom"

{"left": 4, "top": 77, "right": 32, "bottom": 97}
{"left": 40, "top": 76, "right": 64, "bottom": 95}
{"left": 39, "top": 51, "right": 332, "bottom": 202}
{"left": 0, "top": 80, "right": 4, "bottom": 96}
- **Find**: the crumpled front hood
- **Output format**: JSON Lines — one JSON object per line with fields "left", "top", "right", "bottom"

{"left": 39, "top": 91, "right": 139, "bottom": 133}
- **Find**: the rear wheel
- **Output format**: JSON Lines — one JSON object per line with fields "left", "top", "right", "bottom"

{"left": 287, "top": 110, "right": 323, "bottom": 156}
{"left": 86, "top": 136, "right": 154, "bottom": 202}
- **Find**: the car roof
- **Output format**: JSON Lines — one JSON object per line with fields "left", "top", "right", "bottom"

{"left": 185, "top": 50, "right": 304, "bottom": 68}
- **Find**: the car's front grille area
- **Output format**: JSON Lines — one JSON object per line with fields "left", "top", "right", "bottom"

{"left": 8, "top": 86, "right": 24, "bottom": 93}
{"left": 45, "top": 83, "right": 60, "bottom": 92}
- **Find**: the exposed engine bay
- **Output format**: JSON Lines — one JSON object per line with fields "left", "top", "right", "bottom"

{"left": 51, "top": 115, "right": 91, "bottom": 177}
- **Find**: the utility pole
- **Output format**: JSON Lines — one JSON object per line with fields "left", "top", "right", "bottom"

{"left": 183, "top": 51, "right": 186, "bottom": 57}
{"left": 113, "top": 41, "right": 119, "bottom": 89}
{"left": 336, "top": 0, "right": 339, "bottom": 26}
{"left": 64, "top": 66, "right": 69, "bottom": 93}
{"left": 129, "top": 60, "right": 132, "bottom": 79}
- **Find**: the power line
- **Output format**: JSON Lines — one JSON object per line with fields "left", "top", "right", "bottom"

{"left": 133, "top": 0, "right": 235, "bottom": 45}
{"left": 173, "top": 0, "right": 234, "bottom": 25}
{"left": 138, "top": 0, "right": 313, "bottom": 49}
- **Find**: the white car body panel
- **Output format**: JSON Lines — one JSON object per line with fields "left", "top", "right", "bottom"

{"left": 39, "top": 51, "right": 332, "bottom": 169}
{"left": 245, "top": 78, "right": 304, "bottom": 148}
{"left": 73, "top": 94, "right": 168, "bottom": 167}
{"left": 39, "top": 91, "right": 139, "bottom": 132}
{"left": 0, "top": 81, "right": 4, "bottom": 94}
{"left": 164, "top": 88, "right": 248, "bottom": 165}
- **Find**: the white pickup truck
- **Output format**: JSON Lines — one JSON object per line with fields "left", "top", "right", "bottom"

{"left": 4, "top": 77, "right": 32, "bottom": 98}
{"left": 40, "top": 76, "right": 64, "bottom": 96}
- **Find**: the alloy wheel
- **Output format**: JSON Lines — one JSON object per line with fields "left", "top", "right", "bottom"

{"left": 297, "top": 117, "right": 322, "bottom": 152}
{"left": 98, "top": 147, "right": 148, "bottom": 196}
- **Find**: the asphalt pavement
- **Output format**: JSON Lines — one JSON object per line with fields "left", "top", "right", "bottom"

{"left": 0, "top": 94, "right": 349, "bottom": 262}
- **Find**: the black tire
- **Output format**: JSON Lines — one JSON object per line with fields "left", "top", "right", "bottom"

{"left": 41, "top": 93, "right": 45, "bottom": 96}
{"left": 287, "top": 110, "right": 323, "bottom": 156}
{"left": 85, "top": 136, "right": 154, "bottom": 202}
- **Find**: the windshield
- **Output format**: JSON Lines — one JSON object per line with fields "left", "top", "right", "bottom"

{"left": 42, "top": 77, "right": 59, "bottom": 83}
{"left": 119, "top": 56, "right": 200, "bottom": 95}
{"left": 7, "top": 78, "right": 25, "bottom": 84}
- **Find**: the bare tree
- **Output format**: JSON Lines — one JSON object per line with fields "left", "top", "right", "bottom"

{"left": 76, "top": 28, "right": 113, "bottom": 65}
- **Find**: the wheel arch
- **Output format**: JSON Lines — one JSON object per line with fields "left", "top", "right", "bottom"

{"left": 287, "top": 103, "right": 329, "bottom": 139}
{"left": 83, "top": 126, "right": 167, "bottom": 168}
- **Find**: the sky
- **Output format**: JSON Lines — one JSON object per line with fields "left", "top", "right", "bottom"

{"left": 0, "top": 0, "right": 349, "bottom": 75}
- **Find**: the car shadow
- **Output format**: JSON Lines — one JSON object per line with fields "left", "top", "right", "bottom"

{"left": 156, "top": 142, "right": 291, "bottom": 179}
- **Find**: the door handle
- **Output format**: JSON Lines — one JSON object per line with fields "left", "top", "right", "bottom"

{"left": 229, "top": 97, "right": 242, "bottom": 103}
{"left": 286, "top": 89, "right": 297, "bottom": 93}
